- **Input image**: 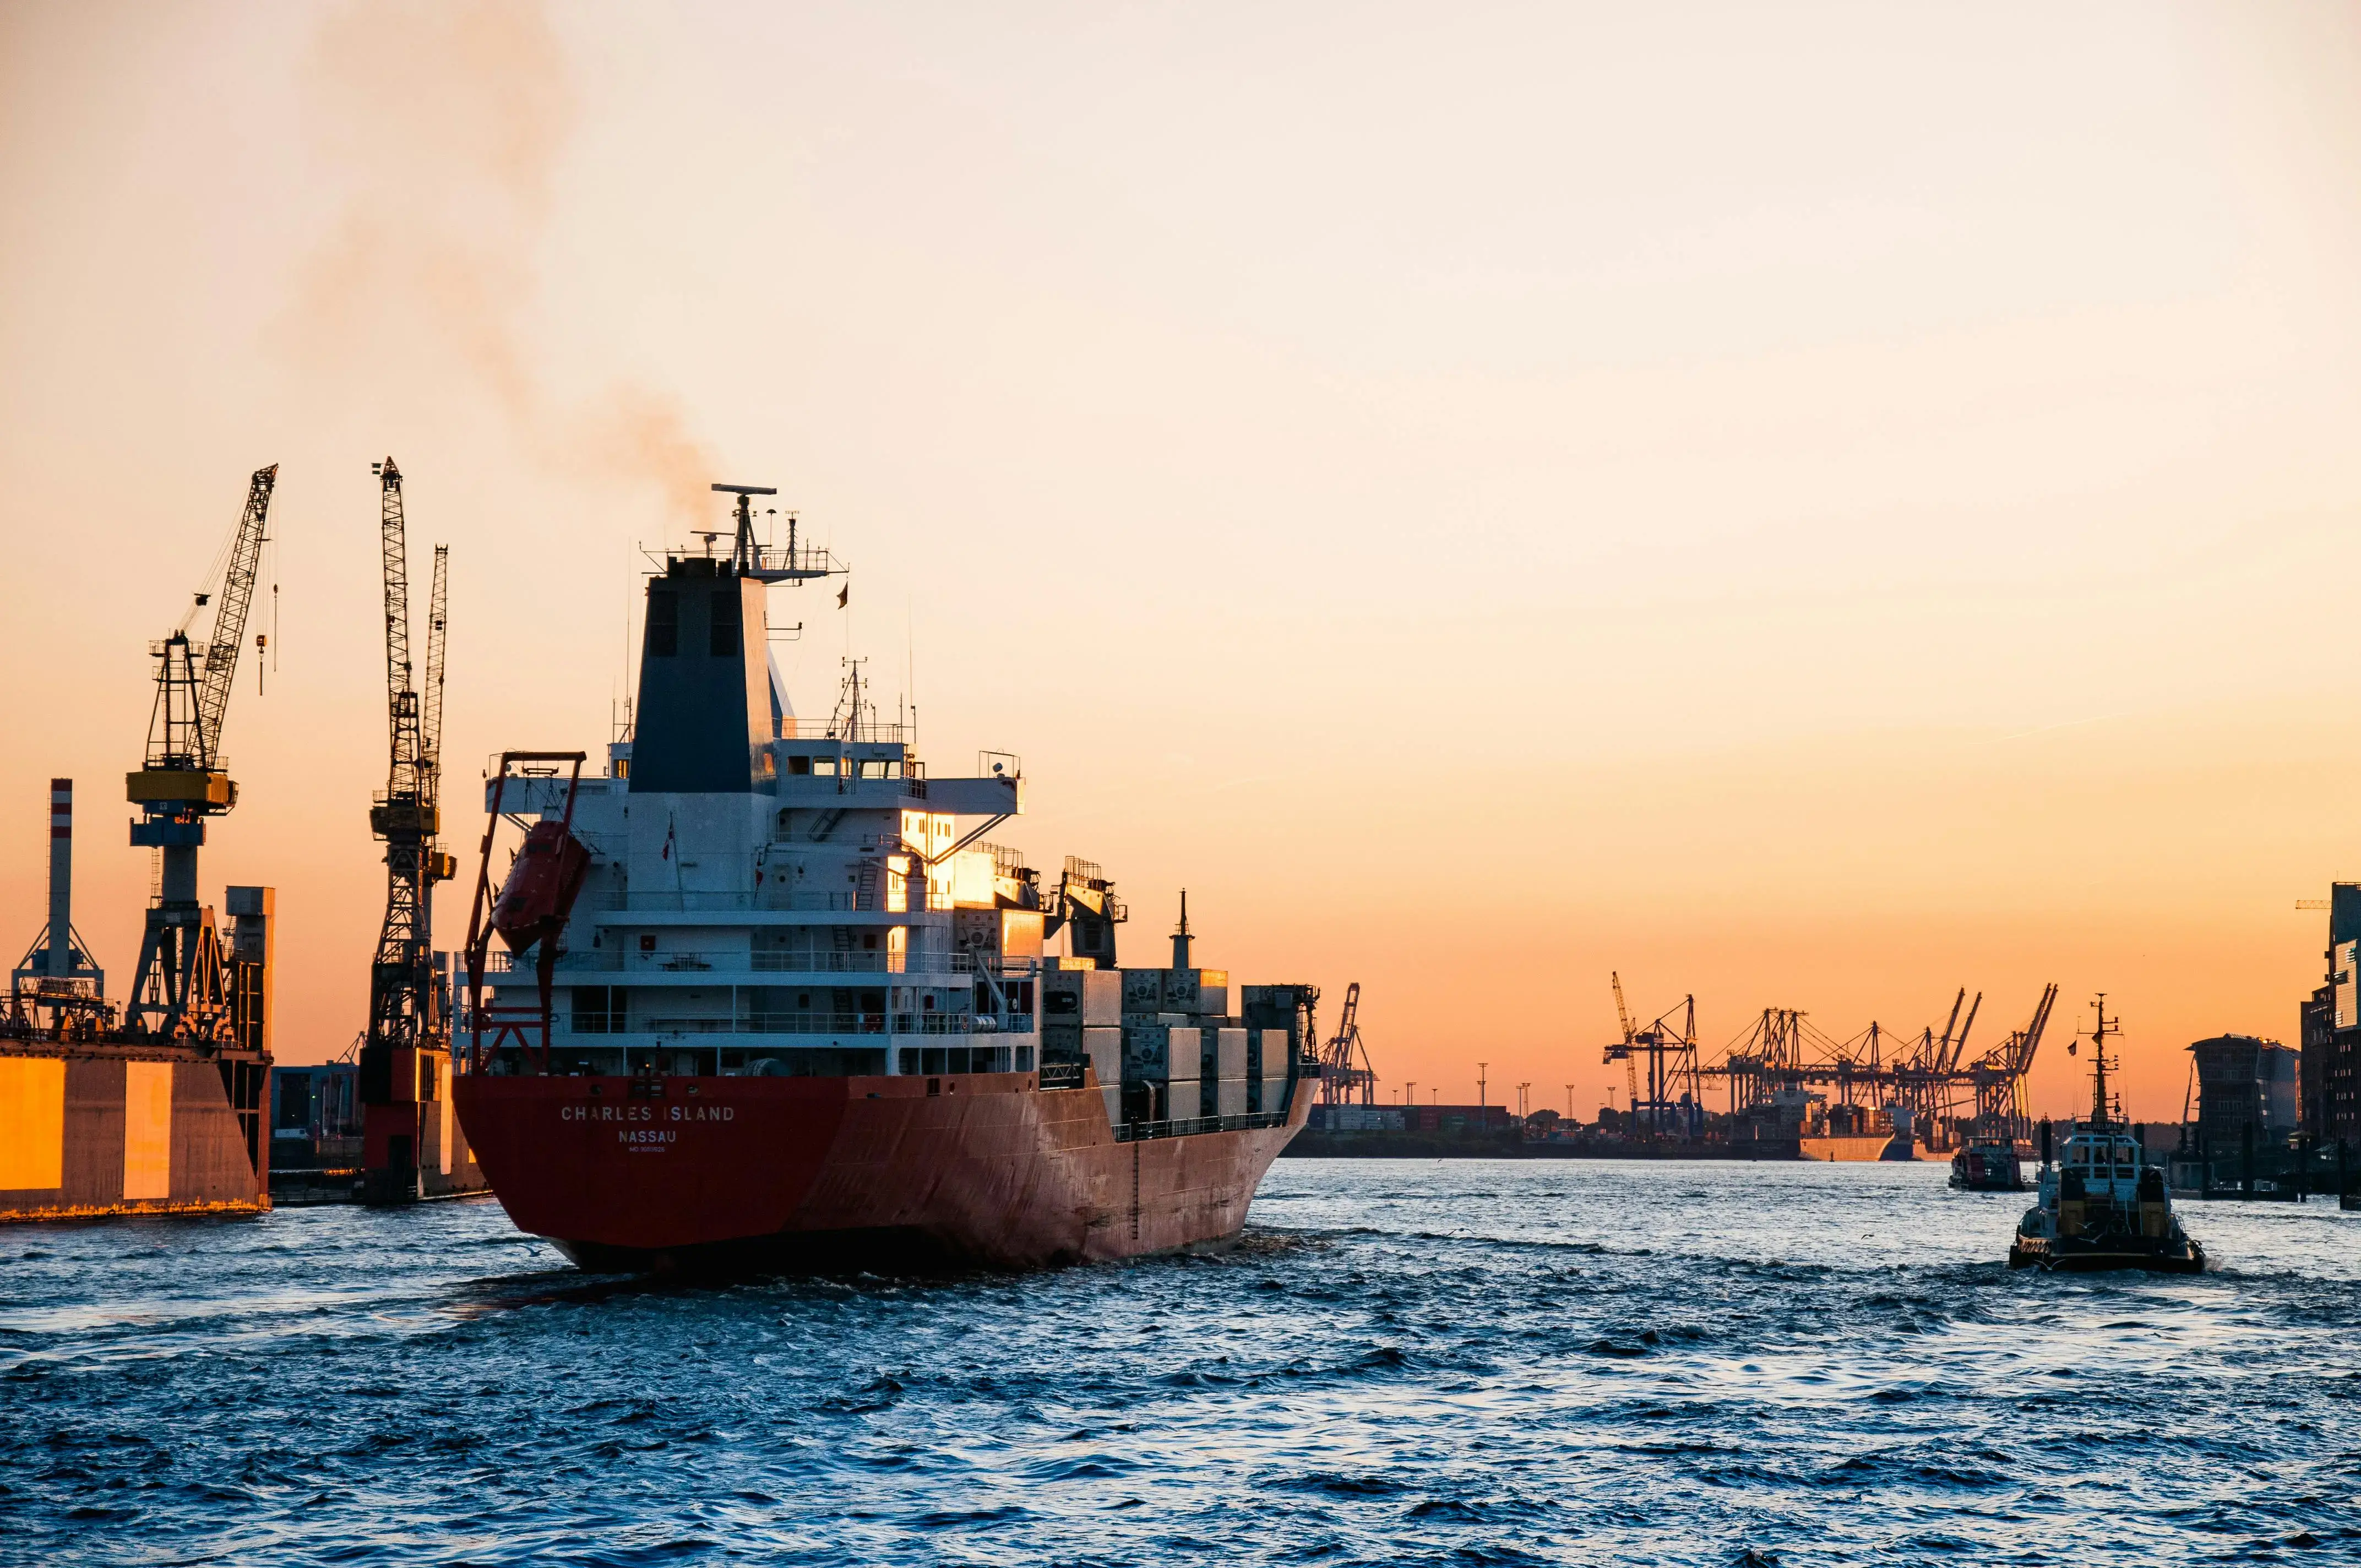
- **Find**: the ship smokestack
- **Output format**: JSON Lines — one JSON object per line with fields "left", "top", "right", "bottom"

{"left": 1172, "top": 889, "right": 1192, "bottom": 971}
{"left": 46, "top": 778, "right": 70, "bottom": 978}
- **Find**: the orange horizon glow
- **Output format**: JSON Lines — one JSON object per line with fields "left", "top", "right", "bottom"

{"left": 6, "top": 3, "right": 2361, "bottom": 1124}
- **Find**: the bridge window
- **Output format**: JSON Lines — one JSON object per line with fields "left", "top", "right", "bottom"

{"left": 646, "top": 590, "right": 678, "bottom": 657}
{"left": 709, "top": 589, "right": 741, "bottom": 656}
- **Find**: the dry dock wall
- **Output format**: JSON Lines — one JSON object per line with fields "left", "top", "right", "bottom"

{"left": 0, "top": 1046, "right": 267, "bottom": 1219}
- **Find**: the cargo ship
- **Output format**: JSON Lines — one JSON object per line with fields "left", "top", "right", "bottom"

{"left": 450, "top": 488, "right": 1315, "bottom": 1272}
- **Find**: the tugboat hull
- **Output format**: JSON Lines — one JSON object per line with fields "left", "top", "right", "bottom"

{"left": 2008, "top": 1234, "right": 2205, "bottom": 1274}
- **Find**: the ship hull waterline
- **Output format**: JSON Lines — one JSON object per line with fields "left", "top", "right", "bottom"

{"left": 454, "top": 1069, "right": 1309, "bottom": 1274}
{"left": 2008, "top": 1238, "right": 2206, "bottom": 1275}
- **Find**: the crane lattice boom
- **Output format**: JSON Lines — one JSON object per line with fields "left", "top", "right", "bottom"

{"left": 422, "top": 544, "right": 449, "bottom": 790}
{"left": 1315, "top": 981, "right": 1378, "bottom": 1105}
{"left": 192, "top": 465, "right": 275, "bottom": 770}
{"left": 378, "top": 458, "right": 423, "bottom": 802}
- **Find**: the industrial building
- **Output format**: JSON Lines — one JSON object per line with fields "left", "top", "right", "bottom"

{"left": 2188, "top": 1034, "right": 2298, "bottom": 1149}
{"left": 2300, "top": 881, "right": 2361, "bottom": 1146}
{"left": 271, "top": 1063, "right": 360, "bottom": 1168}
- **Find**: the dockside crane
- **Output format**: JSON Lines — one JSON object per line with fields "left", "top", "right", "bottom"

{"left": 127, "top": 465, "right": 275, "bottom": 1041}
{"left": 1970, "top": 982, "right": 2056, "bottom": 1149}
{"left": 358, "top": 458, "right": 458, "bottom": 1202}
{"left": 1608, "top": 972, "right": 1642, "bottom": 1121}
{"left": 1605, "top": 974, "right": 1702, "bottom": 1136}
{"left": 1314, "top": 981, "right": 1379, "bottom": 1105}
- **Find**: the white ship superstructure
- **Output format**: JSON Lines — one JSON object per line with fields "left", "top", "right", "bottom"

{"left": 479, "top": 493, "right": 1038, "bottom": 1080}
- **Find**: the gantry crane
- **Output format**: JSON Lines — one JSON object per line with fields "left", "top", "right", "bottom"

{"left": 358, "top": 458, "right": 458, "bottom": 1201}
{"left": 1314, "top": 981, "right": 1379, "bottom": 1105}
{"left": 1605, "top": 973, "right": 1701, "bottom": 1136}
{"left": 1968, "top": 982, "right": 2055, "bottom": 1149}
{"left": 1693, "top": 984, "right": 2054, "bottom": 1152}
{"left": 126, "top": 465, "right": 276, "bottom": 1039}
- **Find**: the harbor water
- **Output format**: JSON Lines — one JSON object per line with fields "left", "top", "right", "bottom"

{"left": 3, "top": 1159, "right": 2355, "bottom": 1565}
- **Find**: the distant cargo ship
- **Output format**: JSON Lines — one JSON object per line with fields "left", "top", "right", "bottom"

{"left": 450, "top": 490, "right": 1315, "bottom": 1271}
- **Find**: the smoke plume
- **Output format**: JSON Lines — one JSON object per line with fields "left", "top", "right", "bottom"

{"left": 288, "top": 0, "right": 717, "bottom": 519}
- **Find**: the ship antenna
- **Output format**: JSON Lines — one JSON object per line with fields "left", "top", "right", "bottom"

{"left": 1172, "top": 889, "right": 1192, "bottom": 970}
{"left": 2082, "top": 993, "right": 2119, "bottom": 1130}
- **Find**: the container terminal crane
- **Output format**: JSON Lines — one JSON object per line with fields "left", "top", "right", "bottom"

{"left": 1597, "top": 977, "right": 2055, "bottom": 1159}
{"left": 2, "top": 467, "right": 280, "bottom": 1219}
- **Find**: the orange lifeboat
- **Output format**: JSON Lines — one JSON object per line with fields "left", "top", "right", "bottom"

{"left": 492, "top": 820, "right": 590, "bottom": 953}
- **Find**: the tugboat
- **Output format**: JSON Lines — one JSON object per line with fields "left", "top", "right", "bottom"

{"left": 2008, "top": 995, "right": 2204, "bottom": 1274}
{"left": 1949, "top": 1138, "right": 2025, "bottom": 1191}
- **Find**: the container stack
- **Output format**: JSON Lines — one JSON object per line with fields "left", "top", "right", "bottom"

{"left": 1254, "top": 1030, "right": 1291, "bottom": 1115}
{"left": 1165, "top": 1026, "right": 1202, "bottom": 1121}
{"left": 1040, "top": 962, "right": 1123, "bottom": 1124}
{"left": 1213, "top": 1026, "right": 1249, "bottom": 1118}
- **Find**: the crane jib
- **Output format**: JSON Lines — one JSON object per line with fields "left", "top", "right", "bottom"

{"left": 192, "top": 465, "right": 276, "bottom": 770}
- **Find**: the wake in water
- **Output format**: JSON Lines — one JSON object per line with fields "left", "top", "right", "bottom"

{"left": 2, "top": 1160, "right": 2355, "bottom": 1565}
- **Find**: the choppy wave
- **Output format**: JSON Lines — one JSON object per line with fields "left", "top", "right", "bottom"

{"left": 2, "top": 1161, "right": 2358, "bottom": 1564}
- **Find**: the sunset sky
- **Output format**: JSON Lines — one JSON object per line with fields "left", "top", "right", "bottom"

{"left": 6, "top": 2, "right": 2361, "bottom": 1119}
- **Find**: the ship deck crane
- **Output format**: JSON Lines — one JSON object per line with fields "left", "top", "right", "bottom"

{"left": 1043, "top": 857, "right": 1126, "bottom": 966}
{"left": 126, "top": 465, "right": 276, "bottom": 1039}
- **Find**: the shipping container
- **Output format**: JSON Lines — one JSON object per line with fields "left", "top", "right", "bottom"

{"left": 1084, "top": 1026, "right": 1121, "bottom": 1088}
{"left": 1121, "top": 968, "right": 1166, "bottom": 1011}
{"left": 1081, "top": 970, "right": 1120, "bottom": 1024}
{"left": 1125, "top": 1022, "right": 1204, "bottom": 1078}
{"left": 1162, "top": 968, "right": 1233, "bottom": 1015}
{"left": 1169, "top": 1026, "right": 1201, "bottom": 1080}
{"left": 1215, "top": 1027, "right": 1248, "bottom": 1080}
{"left": 1215, "top": 1079, "right": 1247, "bottom": 1119}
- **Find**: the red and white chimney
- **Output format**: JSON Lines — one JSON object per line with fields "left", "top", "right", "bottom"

{"left": 47, "top": 778, "right": 72, "bottom": 977}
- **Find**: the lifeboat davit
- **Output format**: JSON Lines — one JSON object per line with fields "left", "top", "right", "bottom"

{"left": 492, "top": 820, "right": 590, "bottom": 952}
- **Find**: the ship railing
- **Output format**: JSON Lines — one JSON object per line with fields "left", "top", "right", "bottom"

{"left": 619, "top": 1012, "right": 980, "bottom": 1036}
{"left": 485, "top": 950, "right": 975, "bottom": 976}
{"left": 587, "top": 890, "right": 958, "bottom": 914}
{"left": 1114, "top": 1110, "right": 1293, "bottom": 1142}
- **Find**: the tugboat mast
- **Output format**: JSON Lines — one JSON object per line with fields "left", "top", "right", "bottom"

{"left": 2082, "top": 993, "right": 2120, "bottom": 1130}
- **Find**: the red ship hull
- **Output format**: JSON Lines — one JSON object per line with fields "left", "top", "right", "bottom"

{"left": 454, "top": 1069, "right": 1308, "bottom": 1272}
